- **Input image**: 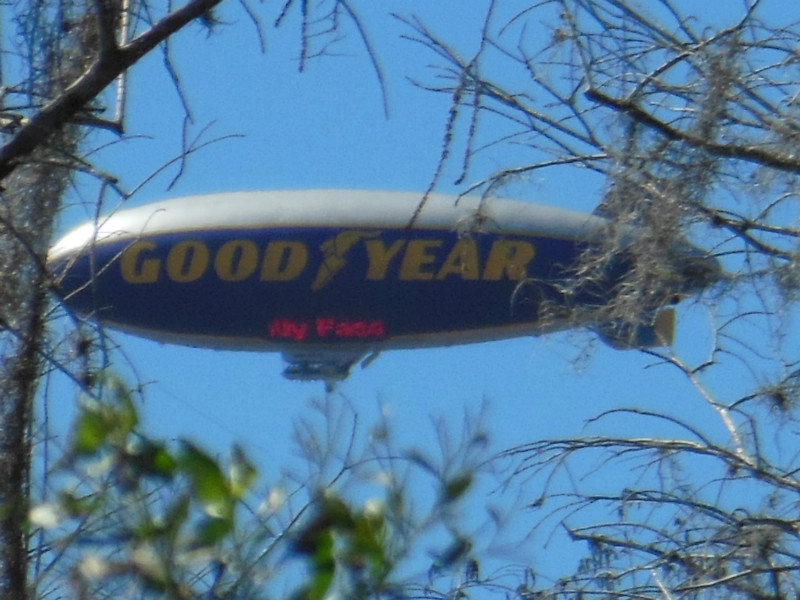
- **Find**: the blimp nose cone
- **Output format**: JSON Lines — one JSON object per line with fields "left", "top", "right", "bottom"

{"left": 48, "top": 223, "right": 97, "bottom": 299}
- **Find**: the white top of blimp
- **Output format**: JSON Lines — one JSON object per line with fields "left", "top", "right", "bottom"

{"left": 49, "top": 190, "right": 606, "bottom": 262}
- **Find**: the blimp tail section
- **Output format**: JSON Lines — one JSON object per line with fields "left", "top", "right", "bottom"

{"left": 593, "top": 307, "right": 675, "bottom": 350}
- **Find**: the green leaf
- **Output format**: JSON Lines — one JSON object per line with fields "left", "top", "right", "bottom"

{"left": 229, "top": 444, "right": 257, "bottom": 498}
{"left": 352, "top": 512, "right": 389, "bottom": 580}
{"left": 133, "top": 542, "right": 169, "bottom": 591}
{"left": 135, "top": 494, "right": 190, "bottom": 542}
{"left": 310, "top": 531, "right": 336, "bottom": 599}
{"left": 129, "top": 435, "right": 177, "bottom": 480}
{"left": 164, "top": 494, "right": 191, "bottom": 539}
{"left": 58, "top": 490, "right": 101, "bottom": 518}
{"left": 194, "top": 516, "right": 234, "bottom": 548}
{"left": 433, "top": 536, "right": 472, "bottom": 571}
{"left": 150, "top": 445, "right": 178, "bottom": 477}
{"left": 112, "top": 384, "right": 138, "bottom": 436}
{"left": 290, "top": 531, "right": 335, "bottom": 600}
{"left": 293, "top": 494, "right": 354, "bottom": 555}
{"left": 442, "top": 472, "right": 473, "bottom": 502}
{"left": 96, "top": 371, "right": 139, "bottom": 436}
{"left": 179, "top": 441, "right": 232, "bottom": 520}
{"left": 73, "top": 373, "right": 143, "bottom": 455}
{"left": 72, "top": 409, "right": 107, "bottom": 454}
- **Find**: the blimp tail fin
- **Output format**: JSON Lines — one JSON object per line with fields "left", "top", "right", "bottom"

{"left": 593, "top": 307, "right": 675, "bottom": 350}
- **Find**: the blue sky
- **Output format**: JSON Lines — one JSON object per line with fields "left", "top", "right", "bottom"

{"left": 42, "top": 0, "right": 798, "bottom": 586}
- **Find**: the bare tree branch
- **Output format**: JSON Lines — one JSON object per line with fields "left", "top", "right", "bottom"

{"left": 585, "top": 87, "right": 800, "bottom": 175}
{"left": 0, "top": 0, "right": 225, "bottom": 182}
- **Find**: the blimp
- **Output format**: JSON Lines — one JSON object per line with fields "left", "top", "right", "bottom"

{"left": 48, "top": 190, "right": 719, "bottom": 383}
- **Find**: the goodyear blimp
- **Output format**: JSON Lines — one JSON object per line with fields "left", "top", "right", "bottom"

{"left": 48, "top": 190, "right": 719, "bottom": 383}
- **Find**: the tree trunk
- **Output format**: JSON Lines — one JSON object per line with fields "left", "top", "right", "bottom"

{"left": 0, "top": 148, "right": 78, "bottom": 600}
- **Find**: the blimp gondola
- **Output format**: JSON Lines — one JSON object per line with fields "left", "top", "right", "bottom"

{"left": 48, "top": 190, "right": 719, "bottom": 383}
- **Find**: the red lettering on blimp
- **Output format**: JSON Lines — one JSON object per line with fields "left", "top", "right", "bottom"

{"left": 269, "top": 318, "right": 386, "bottom": 342}
{"left": 315, "top": 317, "right": 386, "bottom": 339}
{"left": 119, "top": 232, "right": 536, "bottom": 286}
{"left": 269, "top": 319, "right": 309, "bottom": 342}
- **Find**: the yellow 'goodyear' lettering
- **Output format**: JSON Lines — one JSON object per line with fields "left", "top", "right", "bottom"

{"left": 261, "top": 241, "right": 308, "bottom": 281}
{"left": 364, "top": 239, "right": 404, "bottom": 280}
{"left": 121, "top": 240, "right": 159, "bottom": 283}
{"left": 483, "top": 240, "right": 536, "bottom": 281}
{"left": 215, "top": 240, "right": 258, "bottom": 281}
{"left": 118, "top": 231, "right": 536, "bottom": 287}
{"left": 167, "top": 240, "right": 209, "bottom": 282}
{"left": 399, "top": 239, "right": 443, "bottom": 280}
{"left": 436, "top": 238, "right": 480, "bottom": 280}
